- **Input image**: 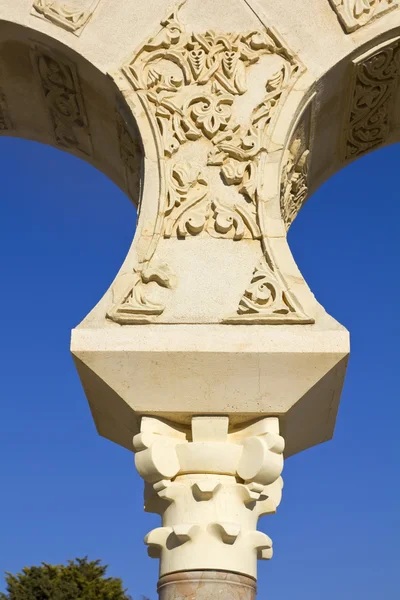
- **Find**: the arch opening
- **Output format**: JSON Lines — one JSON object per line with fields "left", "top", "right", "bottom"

{"left": 0, "top": 20, "right": 144, "bottom": 208}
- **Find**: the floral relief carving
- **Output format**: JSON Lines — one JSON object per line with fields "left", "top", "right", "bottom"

{"left": 280, "top": 100, "right": 313, "bottom": 231}
{"left": 0, "top": 92, "right": 12, "bottom": 131}
{"left": 211, "top": 199, "right": 261, "bottom": 241}
{"left": 108, "top": 4, "right": 312, "bottom": 324}
{"left": 345, "top": 39, "right": 400, "bottom": 159}
{"left": 164, "top": 162, "right": 210, "bottom": 238}
{"left": 32, "top": 0, "right": 101, "bottom": 35}
{"left": 163, "top": 161, "right": 261, "bottom": 240}
{"left": 329, "top": 0, "right": 399, "bottom": 32}
{"left": 122, "top": 9, "right": 299, "bottom": 159}
{"left": 107, "top": 262, "right": 177, "bottom": 323}
{"left": 32, "top": 48, "right": 93, "bottom": 156}
{"left": 224, "top": 257, "right": 313, "bottom": 324}
{"left": 117, "top": 113, "right": 143, "bottom": 201}
{"left": 236, "top": 259, "right": 298, "bottom": 319}
{"left": 280, "top": 143, "right": 309, "bottom": 231}
{"left": 188, "top": 94, "right": 233, "bottom": 139}
{"left": 208, "top": 66, "right": 293, "bottom": 204}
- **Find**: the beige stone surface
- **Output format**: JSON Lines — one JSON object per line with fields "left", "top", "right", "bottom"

{"left": 71, "top": 315, "right": 349, "bottom": 458}
{"left": 0, "top": 0, "right": 360, "bottom": 455}
{"left": 2, "top": 0, "right": 398, "bottom": 583}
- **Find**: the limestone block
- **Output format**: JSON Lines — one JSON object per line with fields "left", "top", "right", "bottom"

{"left": 72, "top": 316, "right": 349, "bottom": 458}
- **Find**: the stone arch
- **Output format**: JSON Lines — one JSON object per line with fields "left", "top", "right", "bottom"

{"left": 3, "top": 0, "right": 399, "bottom": 460}
{"left": 2, "top": 0, "right": 400, "bottom": 586}
{"left": 0, "top": 19, "right": 143, "bottom": 206}
{"left": 304, "top": 28, "right": 400, "bottom": 204}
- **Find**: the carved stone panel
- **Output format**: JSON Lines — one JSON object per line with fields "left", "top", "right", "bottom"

{"left": 108, "top": 5, "right": 313, "bottom": 325}
{"left": 234, "top": 258, "right": 310, "bottom": 322}
{"left": 32, "top": 47, "right": 93, "bottom": 156}
{"left": 280, "top": 100, "right": 313, "bottom": 231}
{"left": 344, "top": 38, "right": 400, "bottom": 160}
{"left": 329, "top": 0, "right": 399, "bottom": 33}
{"left": 32, "top": 0, "right": 101, "bottom": 35}
{"left": 163, "top": 162, "right": 261, "bottom": 240}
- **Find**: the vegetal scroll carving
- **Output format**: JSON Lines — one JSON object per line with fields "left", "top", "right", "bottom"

{"left": 345, "top": 39, "right": 400, "bottom": 159}
{"left": 32, "top": 0, "right": 101, "bottom": 35}
{"left": 237, "top": 259, "right": 296, "bottom": 318}
{"left": 329, "top": 0, "right": 399, "bottom": 32}
{"left": 280, "top": 143, "right": 309, "bottom": 231}
{"left": 188, "top": 94, "right": 233, "bottom": 140}
{"left": 223, "top": 258, "right": 313, "bottom": 324}
{"left": 117, "top": 113, "right": 142, "bottom": 201}
{"left": 208, "top": 66, "right": 293, "bottom": 202}
{"left": 32, "top": 48, "right": 92, "bottom": 156}
{"left": 107, "top": 262, "right": 177, "bottom": 324}
{"left": 108, "top": 4, "right": 312, "bottom": 324}
{"left": 280, "top": 101, "right": 313, "bottom": 230}
{"left": 211, "top": 199, "right": 261, "bottom": 241}
{"left": 122, "top": 9, "right": 300, "bottom": 159}
{"left": 163, "top": 162, "right": 261, "bottom": 240}
{"left": 164, "top": 163, "right": 210, "bottom": 238}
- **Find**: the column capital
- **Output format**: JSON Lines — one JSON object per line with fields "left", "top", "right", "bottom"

{"left": 133, "top": 416, "right": 284, "bottom": 578}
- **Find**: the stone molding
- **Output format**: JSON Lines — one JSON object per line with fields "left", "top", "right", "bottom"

{"left": 133, "top": 416, "right": 284, "bottom": 578}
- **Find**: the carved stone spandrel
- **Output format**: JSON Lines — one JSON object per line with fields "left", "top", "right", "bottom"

{"left": 106, "top": 3, "right": 313, "bottom": 326}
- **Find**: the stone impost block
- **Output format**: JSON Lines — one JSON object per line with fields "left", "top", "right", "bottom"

{"left": 72, "top": 315, "right": 348, "bottom": 458}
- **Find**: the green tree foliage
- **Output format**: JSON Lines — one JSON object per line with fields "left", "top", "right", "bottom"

{"left": 0, "top": 557, "right": 132, "bottom": 600}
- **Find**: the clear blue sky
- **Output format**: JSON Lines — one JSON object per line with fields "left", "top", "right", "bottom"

{"left": 0, "top": 137, "right": 399, "bottom": 599}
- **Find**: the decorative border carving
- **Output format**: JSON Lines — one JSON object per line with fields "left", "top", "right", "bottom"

{"left": 329, "top": 0, "right": 399, "bottom": 33}
{"left": 0, "top": 91, "right": 12, "bottom": 132}
{"left": 108, "top": 4, "right": 313, "bottom": 325}
{"left": 32, "top": 47, "right": 93, "bottom": 156}
{"left": 344, "top": 38, "right": 400, "bottom": 160}
{"left": 117, "top": 112, "right": 143, "bottom": 201}
{"left": 32, "top": 0, "right": 101, "bottom": 36}
{"left": 280, "top": 99, "right": 314, "bottom": 231}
